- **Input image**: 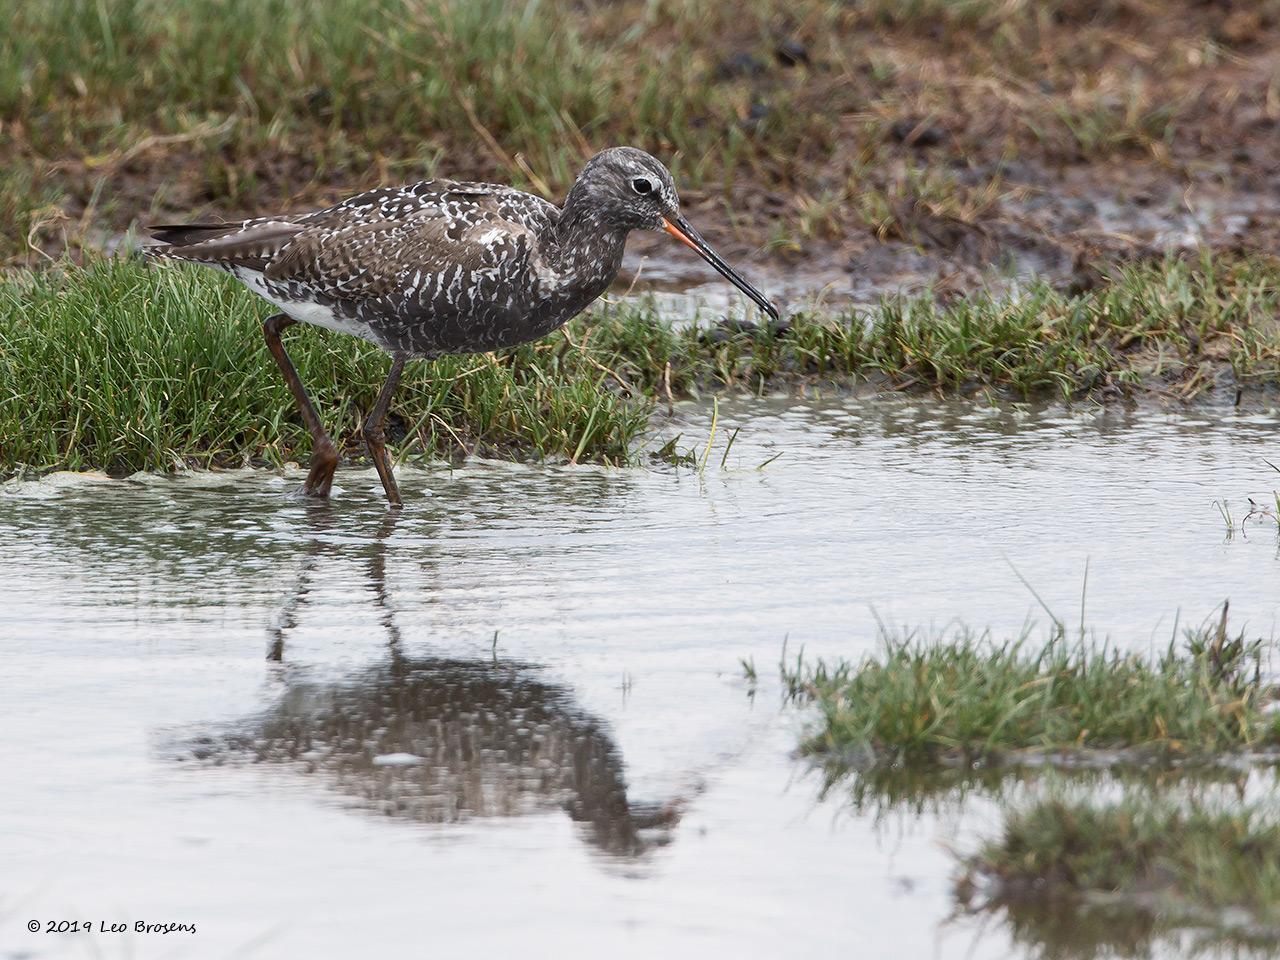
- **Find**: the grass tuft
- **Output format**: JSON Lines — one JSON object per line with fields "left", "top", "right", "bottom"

{"left": 785, "top": 611, "right": 1280, "bottom": 766}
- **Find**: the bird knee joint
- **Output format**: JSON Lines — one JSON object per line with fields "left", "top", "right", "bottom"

{"left": 264, "top": 314, "right": 294, "bottom": 337}
{"left": 314, "top": 440, "right": 339, "bottom": 465}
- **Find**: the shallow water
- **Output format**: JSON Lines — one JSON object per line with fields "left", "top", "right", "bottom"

{"left": 3, "top": 398, "right": 1279, "bottom": 958}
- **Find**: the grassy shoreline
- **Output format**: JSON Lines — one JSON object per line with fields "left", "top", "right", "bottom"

{"left": 2, "top": 252, "right": 1279, "bottom": 478}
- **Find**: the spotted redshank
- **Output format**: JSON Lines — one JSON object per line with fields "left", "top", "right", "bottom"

{"left": 148, "top": 147, "right": 778, "bottom": 507}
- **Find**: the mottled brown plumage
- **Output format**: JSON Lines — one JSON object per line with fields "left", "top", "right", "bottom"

{"left": 147, "top": 147, "right": 778, "bottom": 507}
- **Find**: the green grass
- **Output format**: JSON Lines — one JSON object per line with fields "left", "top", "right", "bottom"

{"left": 0, "top": 0, "right": 824, "bottom": 258}
{"left": 964, "top": 793, "right": 1280, "bottom": 947}
{"left": 585, "top": 252, "right": 1280, "bottom": 400}
{"left": 783, "top": 609, "right": 1280, "bottom": 766}
{"left": 2, "top": 252, "right": 1279, "bottom": 478}
{"left": 0, "top": 257, "right": 648, "bottom": 475}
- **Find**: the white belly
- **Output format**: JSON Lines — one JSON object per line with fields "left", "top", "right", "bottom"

{"left": 232, "top": 267, "right": 375, "bottom": 340}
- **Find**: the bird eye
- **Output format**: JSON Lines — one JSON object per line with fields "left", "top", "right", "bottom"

{"left": 631, "top": 178, "right": 654, "bottom": 195}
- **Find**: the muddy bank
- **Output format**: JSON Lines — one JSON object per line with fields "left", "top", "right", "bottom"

{"left": 8, "top": 0, "right": 1280, "bottom": 311}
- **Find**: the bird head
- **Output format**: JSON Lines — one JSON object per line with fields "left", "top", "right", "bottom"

{"left": 569, "top": 147, "right": 779, "bottom": 321}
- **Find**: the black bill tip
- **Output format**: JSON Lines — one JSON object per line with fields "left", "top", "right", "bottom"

{"left": 662, "top": 216, "right": 780, "bottom": 322}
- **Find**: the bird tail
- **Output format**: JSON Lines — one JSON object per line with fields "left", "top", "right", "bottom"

{"left": 144, "top": 219, "right": 303, "bottom": 270}
{"left": 147, "top": 222, "right": 242, "bottom": 248}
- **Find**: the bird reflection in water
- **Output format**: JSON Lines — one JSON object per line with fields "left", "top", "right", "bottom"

{"left": 198, "top": 506, "right": 683, "bottom": 859}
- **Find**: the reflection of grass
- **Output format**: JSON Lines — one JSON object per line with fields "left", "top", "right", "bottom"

{"left": 785, "top": 608, "right": 1280, "bottom": 766}
{"left": 962, "top": 793, "right": 1280, "bottom": 954}
{"left": 813, "top": 756, "right": 1261, "bottom": 822}
{"left": 4, "top": 253, "right": 1280, "bottom": 476}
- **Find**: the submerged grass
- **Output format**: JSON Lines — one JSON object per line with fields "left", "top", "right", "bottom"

{"left": 784, "top": 609, "right": 1280, "bottom": 766}
{"left": 2, "top": 251, "right": 1279, "bottom": 477}
{"left": 964, "top": 793, "right": 1280, "bottom": 946}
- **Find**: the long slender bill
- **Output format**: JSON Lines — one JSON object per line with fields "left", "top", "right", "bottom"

{"left": 662, "top": 216, "right": 779, "bottom": 321}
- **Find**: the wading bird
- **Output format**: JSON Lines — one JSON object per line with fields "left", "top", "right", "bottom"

{"left": 148, "top": 147, "right": 778, "bottom": 507}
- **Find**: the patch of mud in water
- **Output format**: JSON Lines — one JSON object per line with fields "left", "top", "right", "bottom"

{"left": 2, "top": 399, "right": 1279, "bottom": 957}
{"left": 1009, "top": 165, "right": 1280, "bottom": 252}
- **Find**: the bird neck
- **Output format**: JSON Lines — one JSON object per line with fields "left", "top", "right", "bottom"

{"left": 549, "top": 190, "right": 629, "bottom": 283}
